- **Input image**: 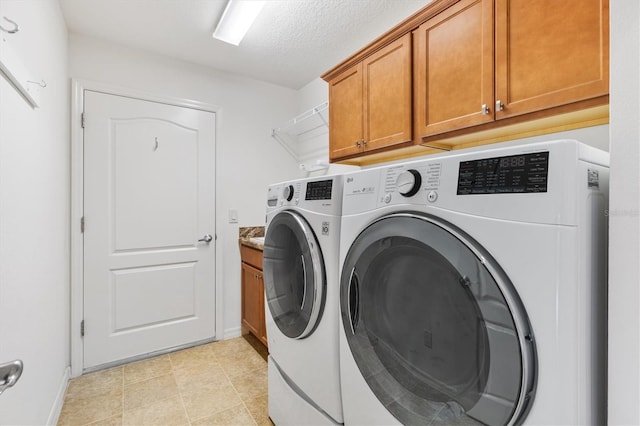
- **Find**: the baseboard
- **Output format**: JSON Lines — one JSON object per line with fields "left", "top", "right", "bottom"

{"left": 224, "top": 326, "right": 242, "bottom": 340}
{"left": 47, "top": 366, "right": 70, "bottom": 425}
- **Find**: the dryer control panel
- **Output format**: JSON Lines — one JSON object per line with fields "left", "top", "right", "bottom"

{"left": 457, "top": 152, "right": 549, "bottom": 195}
{"left": 342, "top": 139, "right": 609, "bottom": 225}
{"left": 343, "top": 163, "right": 442, "bottom": 214}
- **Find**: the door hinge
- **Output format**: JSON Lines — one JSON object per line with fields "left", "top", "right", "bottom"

{"left": 80, "top": 216, "right": 85, "bottom": 233}
{"left": 80, "top": 320, "right": 85, "bottom": 337}
{"left": 81, "top": 112, "right": 85, "bottom": 128}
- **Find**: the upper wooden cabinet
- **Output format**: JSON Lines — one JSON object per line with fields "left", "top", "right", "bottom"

{"left": 414, "top": 0, "right": 494, "bottom": 136}
{"left": 323, "top": 0, "right": 609, "bottom": 165}
{"left": 415, "top": 0, "right": 609, "bottom": 138}
{"left": 328, "top": 34, "right": 412, "bottom": 161}
{"left": 494, "top": 0, "right": 609, "bottom": 119}
{"left": 328, "top": 64, "right": 364, "bottom": 159}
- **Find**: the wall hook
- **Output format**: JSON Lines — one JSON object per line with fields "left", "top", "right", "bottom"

{"left": 27, "top": 80, "right": 47, "bottom": 88}
{"left": 0, "top": 17, "right": 19, "bottom": 34}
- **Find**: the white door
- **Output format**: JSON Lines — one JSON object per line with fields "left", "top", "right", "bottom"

{"left": 83, "top": 91, "right": 216, "bottom": 369}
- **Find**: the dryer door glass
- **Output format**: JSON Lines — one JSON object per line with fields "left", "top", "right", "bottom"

{"left": 264, "top": 210, "right": 326, "bottom": 339}
{"left": 340, "top": 213, "right": 536, "bottom": 426}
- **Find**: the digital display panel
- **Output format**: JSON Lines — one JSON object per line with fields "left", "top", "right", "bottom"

{"left": 457, "top": 151, "right": 549, "bottom": 195}
{"left": 305, "top": 179, "right": 333, "bottom": 200}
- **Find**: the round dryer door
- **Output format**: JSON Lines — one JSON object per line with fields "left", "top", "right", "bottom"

{"left": 263, "top": 210, "right": 326, "bottom": 339}
{"left": 341, "top": 213, "right": 536, "bottom": 426}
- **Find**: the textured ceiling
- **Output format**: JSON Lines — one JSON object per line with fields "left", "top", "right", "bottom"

{"left": 59, "top": 0, "right": 431, "bottom": 89}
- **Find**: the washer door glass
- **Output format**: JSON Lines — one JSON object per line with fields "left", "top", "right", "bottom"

{"left": 341, "top": 213, "right": 536, "bottom": 425}
{"left": 264, "top": 210, "right": 326, "bottom": 339}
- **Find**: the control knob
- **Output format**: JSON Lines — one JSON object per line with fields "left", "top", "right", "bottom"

{"left": 396, "top": 169, "right": 422, "bottom": 197}
{"left": 283, "top": 185, "right": 295, "bottom": 202}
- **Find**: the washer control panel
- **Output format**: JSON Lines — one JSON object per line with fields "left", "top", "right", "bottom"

{"left": 267, "top": 176, "right": 343, "bottom": 216}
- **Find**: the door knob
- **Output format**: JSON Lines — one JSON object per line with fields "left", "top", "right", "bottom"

{"left": 198, "top": 234, "right": 213, "bottom": 244}
{"left": 0, "top": 359, "right": 23, "bottom": 396}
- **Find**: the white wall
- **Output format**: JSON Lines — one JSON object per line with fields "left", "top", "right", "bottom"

{"left": 68, "top": 35, "right": 303, "bottom": 339}
{"left": 608, "top": 1, "right": 640, "bottom": 423}
{"left": 0, "top": 1, "right": 70, "bottom": 424}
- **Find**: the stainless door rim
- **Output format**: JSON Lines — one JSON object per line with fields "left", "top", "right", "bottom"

{"left": 268, "top": 210, "right": 326, "bottom": 339}
{"left": 346, "top": 211, "right": 537, "bottom": 425}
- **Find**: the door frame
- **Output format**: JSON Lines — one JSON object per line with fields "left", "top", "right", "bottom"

{"left": 70, "top": 79, "right": 223, "bottom": 377}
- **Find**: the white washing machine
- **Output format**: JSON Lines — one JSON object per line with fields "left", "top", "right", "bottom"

{"left": 338, "top": 140, "right": 609, "bottom": 425}
{"left": 263, "top": 175, "right": 344, "bottom": 425}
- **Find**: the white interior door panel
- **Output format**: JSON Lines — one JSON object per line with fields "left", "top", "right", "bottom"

{"left": 83, "top": 90, "right": 216, "bottom": 369}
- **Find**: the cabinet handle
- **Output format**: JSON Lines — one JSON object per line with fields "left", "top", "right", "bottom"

{"left": 496, "top": 100, "right": 504, "bottom": 111}
{"left": 362, "top": 140, "right": 367, "bottom": 147}
{"left": 481, "top": 104, "right": 490, "bottom": 115}
{"left": 356, "top": 140, "right": 361, "bottom": 148}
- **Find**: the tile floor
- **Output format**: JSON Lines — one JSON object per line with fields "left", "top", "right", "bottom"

{"left": 57, "top": 334, "right": 271, "bottom": 426}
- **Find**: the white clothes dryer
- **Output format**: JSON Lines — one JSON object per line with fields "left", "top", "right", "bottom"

{"left": 263, "top": 175, "right": 344, "bottom": 425}
{"left": 338, "top": 140, "right": 608, "bottom": 425}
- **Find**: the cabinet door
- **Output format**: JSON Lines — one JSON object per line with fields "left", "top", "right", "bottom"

{"left": 495, "top": 0, "right": 609, "bottom": 119}
{"left": 257, "top": 274, "right": 267, "bottom": 346}
{"left": 414, "top": 0, "right": 494, "bottom": 137}
{"left": 363, "top": 33, "right": 413, "bottom": 151}
{"left": 329, "top": 63, "right": 364, "bottom": 160}
{"left": 241, "top": 262, "right": 264, "bottom": 340}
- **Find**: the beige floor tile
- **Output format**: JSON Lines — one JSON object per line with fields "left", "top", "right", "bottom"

{"left": 208, "top": 337, "right": 255, "bottom": 359}
{"left": 181, "top": 379, "right": 244, "bottom": 422}
{"left": 123, "top": 373, "right": 179, "bottom": 411}
{"left": 174, "top": 365, "right": 230, "bottom": 394}
{"left": 65, "top": 367, "right": 123, "bottom": 400}
{"left": 191, "top": 404, "right": 257, "bottom": 426}
{"left": 217, "top": 349, "right": 266, "bottom": 379}
{"left": 86, "top": 414, "right": 123, "bottom": 426}
{"left": 59, "top": 336, "right": 270, "bottom": 426}
{"left": 169, "top": 343, "right": 216, "bottom": 370}
{"left": 57, "top": 388, "right": 122, "bottom": 426}
{"left": 244, "top": 394, "right": 272, "bottom": 426}
{"left": 122, "top": 395, "right": 188, "bottom": 426}
{"left": 229, "top": 367, "right": 268, "bottom": 402}
{"left": 123, "top": 354, "right": 172, "bottom": 385}
{"left": 173, "top": 358, "right": 226, "bottom": 389}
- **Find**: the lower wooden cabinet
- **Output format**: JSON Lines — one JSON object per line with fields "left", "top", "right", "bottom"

{"left": 240, "top": 245, "right": 267, "bottom": 347}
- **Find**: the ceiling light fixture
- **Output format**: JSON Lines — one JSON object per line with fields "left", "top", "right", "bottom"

{"left": 213, "top": 0, "right": 266, "bottom": 46}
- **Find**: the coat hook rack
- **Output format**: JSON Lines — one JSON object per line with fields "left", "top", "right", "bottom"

{"left": 0, "top": 17, "right": 19, "bottom": 34}
{"left": 0, "top": 16, "right": 41, "bottom": 108}
{"left": 27, "top": 79, "right": 46, "bottom": 88}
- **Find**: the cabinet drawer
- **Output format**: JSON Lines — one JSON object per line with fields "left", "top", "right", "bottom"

{"left": 241, "top": 244, "right": 263, "bottom": 270}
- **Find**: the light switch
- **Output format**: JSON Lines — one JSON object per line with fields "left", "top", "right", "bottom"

{"left": 229, "top": 209, "right": 238, "bottom": 223}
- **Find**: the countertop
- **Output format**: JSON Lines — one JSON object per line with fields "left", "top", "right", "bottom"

{"left": 239, "top": 226, "right": 265, "bottom": 251}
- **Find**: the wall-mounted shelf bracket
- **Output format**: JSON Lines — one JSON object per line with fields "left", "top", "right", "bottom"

{"left": 271, "top": 102, "right": 329, "bottom": 170}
